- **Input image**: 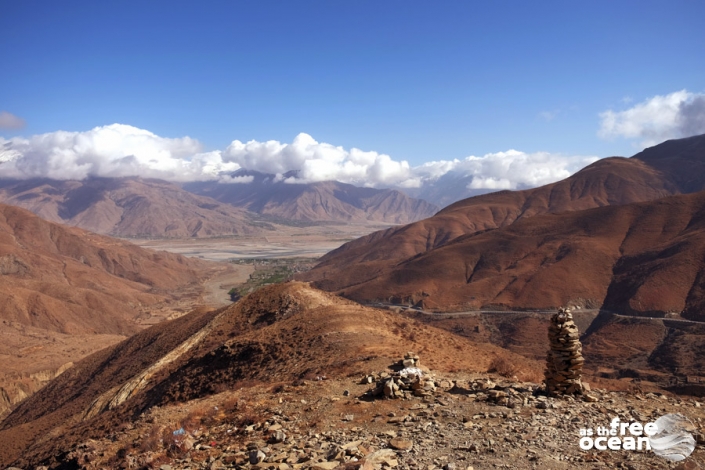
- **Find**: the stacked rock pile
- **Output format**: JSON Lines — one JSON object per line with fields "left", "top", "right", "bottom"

{"left": 363, "top": 353, "right": 447, "bottom": 399}
{"left": 544, "top": 307, "right": 587, "bottom": 396}
{"left": 400, "top": 351, "right": 420, "bottom": 368}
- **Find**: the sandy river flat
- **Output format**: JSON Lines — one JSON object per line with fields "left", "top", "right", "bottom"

{"left": 129, "top": 222, "right": 391, "bottom": 261}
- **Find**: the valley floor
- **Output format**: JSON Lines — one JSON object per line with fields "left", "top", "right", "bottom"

{"left": 128, "top": 223, "right": 394, "bottom": 261}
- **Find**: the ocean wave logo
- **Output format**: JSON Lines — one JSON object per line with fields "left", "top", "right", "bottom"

{"left": 648, "top": 413, "right": 696, "bottom": 462}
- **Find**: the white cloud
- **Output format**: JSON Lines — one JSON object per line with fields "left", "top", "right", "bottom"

{"left": 423, "top": 150, "right": 597, "bottom": 191}
{"left": 0, "top": 125, "right": 598, "bottom": 200}
{"left": 468, "top": 177, "right": 513, "bottom": 190}
{"left": 222, "top": 133, "right": 421, "bottom": 188}
{"left": 221, "top": 134, "right": 595, "bottom": 191}
{"left": 0, "top": 124, "right": 240, "bottom": 181}
{"left": 0, "top": 111, "right": 26, "bottom": 129}
{"left": 218, "top": 174, "right": 254, "bottom": 184}
{"left": 599, "top": 90, "right": 705, "bottom": 148}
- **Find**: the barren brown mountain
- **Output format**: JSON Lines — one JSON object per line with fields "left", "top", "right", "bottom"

{"left": 0, "top": 177, "right": 272, "bottom": 238}
{"left": 184, "top": 171, "right": 439, "bottom": 224}
{"left": 0, "top": 282, "right": 535, "bottom": 468}
{"left": 300, "top": 134, "right": 705, "bottom": 294}
{"left": 0, "top": 203, "right": 226, "bottom": 417}
{"left": 306, "top": 190, "right": 705, "bottom": 321}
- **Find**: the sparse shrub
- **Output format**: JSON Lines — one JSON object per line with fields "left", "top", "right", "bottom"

{"left": 180, "top": 409, "right": 203, "bottom": 434}
{"left": 211, "top": 381, "right": 231, "bottom": 394}
{"left": 139, "top": 424, "right": 164, "bottom": 453}
{"left": 232, "top": 378, "right": 264, "bottom": 390}
{"left": 106, "top": 447, "right": 129, "bottom": 467}
{"left": 161, "top": 426, "right": 180, "bottom": 454}
{"left": 222, "top": 396, "right": 240, "bottom": 412}
{"left": 487, "top": 356, "right": 519, "bottom": 378}
{"left": 200, "top": 405, "right": 220, "bottom": 426}
{"left": 234, "top": 410, "right": 259, "bottom": 428}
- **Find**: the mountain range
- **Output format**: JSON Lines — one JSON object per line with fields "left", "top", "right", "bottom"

{"left": 0, "top": 174, "right": 438, "bottom": 239}
{"left": 3, "top": 136, "right": 705, "bottom": 467}
{"left": 0, "top": 177, "right": 266, "bottom": 238}
{"left": 183, "top": 170, "right": 439, "bottom": 224}
{"left": 300, "top": 134, "right": 705, "bottom": 318}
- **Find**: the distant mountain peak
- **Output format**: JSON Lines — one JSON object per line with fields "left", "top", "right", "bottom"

{"left": 183, "top": 175, "right": 438, "bottom": 224}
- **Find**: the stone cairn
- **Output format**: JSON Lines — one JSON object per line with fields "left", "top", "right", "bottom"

{"left": 544, "top": 307, "right": 587, "bottom": 396}
{"left": 364, "top": 352, "right": 451, "bottom": 399}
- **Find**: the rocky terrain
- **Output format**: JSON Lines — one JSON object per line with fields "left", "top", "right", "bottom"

{"left": 300, "top": 135, "right": 705, "bottom": 297}
{"left": 402, "top": 309, "right": 705, "bottom": 392}
{"left": 1, "top": 283, "right": 703, "bottom": 469}
{"left": 183, "top": 171, "right": 439, "bottom": 224}
{"left": 0, "top": 203, "right": 230, "bottom": 417}
{"left": 5, "top": 357, "right": 705, "bottom": 469}
{"left": 0, "top": 282, "right": 539, "bottom": 468}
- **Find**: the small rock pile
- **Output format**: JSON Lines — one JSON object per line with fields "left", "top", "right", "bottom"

{"left": 364, "top": 353, "right": 443, "bottom": 399}
{"left": 544, "top": 307, "right": 588, "bottom": 397}
{"left": 400, "top": 351, "right": 420, "bottom": 368}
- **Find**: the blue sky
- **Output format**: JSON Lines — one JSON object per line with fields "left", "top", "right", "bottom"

{"left": 1, "top": 0, "right": 704, "bottom": 186}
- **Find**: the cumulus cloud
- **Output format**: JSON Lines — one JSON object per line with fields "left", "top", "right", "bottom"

{"left": 222, "top": 133, "right": 420, "bottom": 188}
{"left": 218, "top": 174, "right": 254, "bottom": 184}
{"left": 599, "top": 90, "right": 705, "bottom": 147}
{"left": 0, "top": 111, "right": 26, "bottom": 129}
{"left": 0, "top": 124, "right": 240, "bottom": 181}
{"left": 0, "top": 125, "right": 598, "bottom": 199}
{"left": 417, "top": 150, "right": 597, "bottom": 191}
{"left": 221, "top": 134, "right": 596, "bottom": 191}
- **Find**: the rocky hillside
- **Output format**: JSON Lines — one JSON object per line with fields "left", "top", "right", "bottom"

{"left": 1, "top": 284, "right": 704, "bottom": 468}
{"left": 633, "top": 133, "right": 705, "bottom": 193}
{"left": 0, "top": 177, "right": 272, "bottom": 238}
{"left": 304, "top": 191, "right": 705, "bottom": 319}
{"left": 12, "top": 372, "right": 705, "bottom": 469}
{"left": 0, "top": 282, "right": 535, "bottom": 467}
{"left": 183, "top": 171, "right": 439, "bottom": 224}
{"left": 0, "top": 203, "right": 227, "bottom": 418}
{"left": 0, "top": 203, "right": 220, "bottom": 334}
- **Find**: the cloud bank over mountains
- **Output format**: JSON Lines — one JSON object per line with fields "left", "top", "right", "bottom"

{"left": 1, "top": 89, "right": 702, "bottom": 199}
{"left": 599, "top": 90, "right": 705, "bottom": 148}
{"left": 0, "top": 124, "right": 241, "bottom": 182}
{"left": 0, "top": 125, "right": 596, "bottom": 194}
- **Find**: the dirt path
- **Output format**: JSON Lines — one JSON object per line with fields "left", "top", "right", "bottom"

{"left": 201, "top": 264, "right": 254, "bottom": 307}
